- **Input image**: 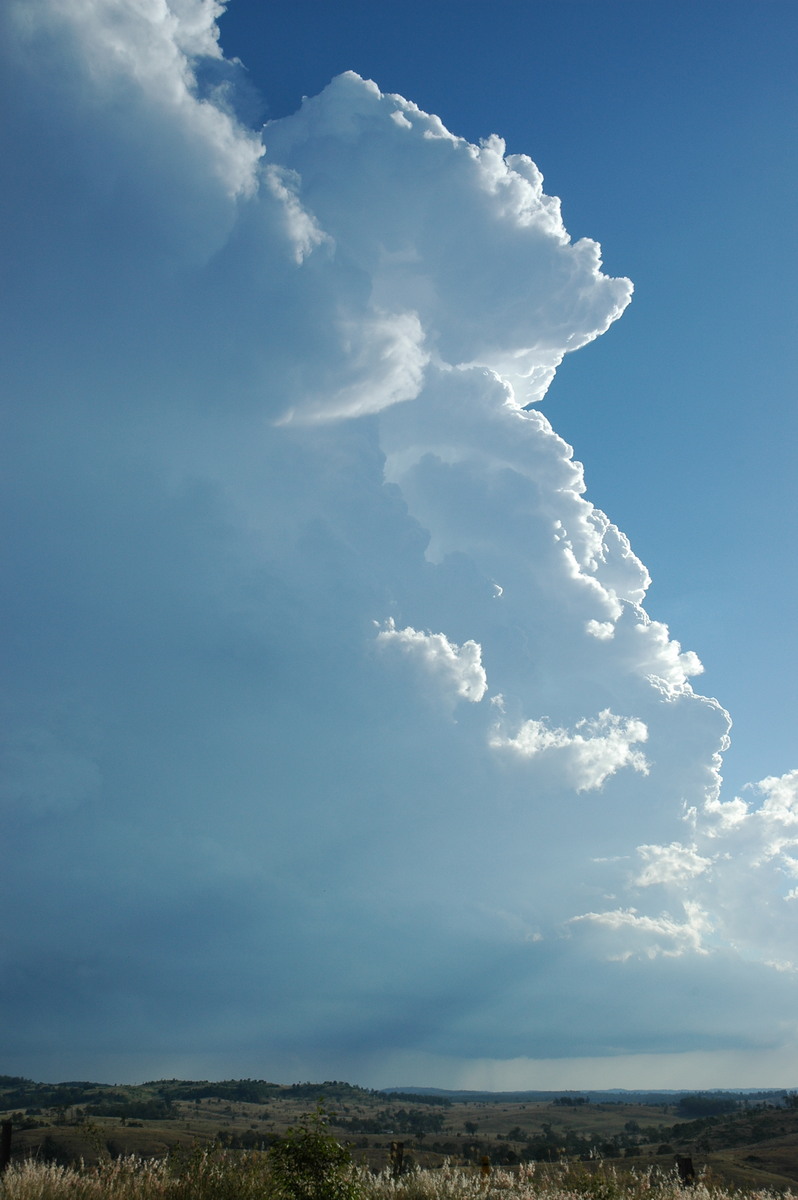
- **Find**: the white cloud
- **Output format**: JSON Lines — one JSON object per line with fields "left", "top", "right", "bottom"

{"left": 571, "top": 900, "right": 713, "bottom": 959}
{"left": 586, "top": 619, "right": 615, "bottom": 640}
{"left": 376, "top": 619, "right": 488, "bottom": 703}
{"left": 263, "top": 165, "right": 331, "bottom": 264}
{"left": 490, "top": 709, "right": 649, "bottom": 792}
{"left": 756, "top": 769, "right": 798, "bottom": 826}
{"left": 287, "top": 311, "right": 430, "bottom": 422}
{"left": 633, "top": 841, "right": 712, "bottom": 887}
{"left": 578, "top": 768, "right": 798, "bottom": 976}
{"left": 703, "top": 793, "right": 749, "bottom": 833}
{"left": 264, "top": 70, "right": 632, "bottom": 410}
{"left": 14, "top": 0, "right": 264, "bottom": 199}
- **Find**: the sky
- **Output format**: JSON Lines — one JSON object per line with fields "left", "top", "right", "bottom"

{"left": 1, "top": 0, "right": 796, "bottom": 1092}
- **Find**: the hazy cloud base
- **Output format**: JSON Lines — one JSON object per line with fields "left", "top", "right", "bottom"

{"left": 2, "top": 0, "right": 797, "bottom": 1087}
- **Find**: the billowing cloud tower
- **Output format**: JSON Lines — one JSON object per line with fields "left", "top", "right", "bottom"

{"left": 2, "top": 0, "right": 796, "bottom": 1086}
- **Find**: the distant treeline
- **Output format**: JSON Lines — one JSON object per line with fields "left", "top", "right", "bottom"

{"left": 380, "top": 1092, "right": 451, "bottom": 1107}
{"left": 0, "top": 1080, "right": 118, "bottom": 1110}
{"left": 382, "top": 1086, "right": 795, "bottom": 1108}
{"left": 675, "top": 1095, "right": 739, "bottom": 1118}
{"left": 0, "top": 1076, "right": 384, "bottom": 1110}
{"left": 1, "top": 1075, "right": 794, "bottom": 1115}
{"left": 145, "top": 1079, "right": 387, "bottom": 1104}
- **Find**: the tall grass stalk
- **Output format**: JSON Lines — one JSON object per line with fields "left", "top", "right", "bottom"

{"left": 0, "top": 1155, "right": 794, "bottom": 1200}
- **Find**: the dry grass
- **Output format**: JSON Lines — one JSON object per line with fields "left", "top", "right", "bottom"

{"left": 1, "top": 1154, "right": 795, "bottom": 1200}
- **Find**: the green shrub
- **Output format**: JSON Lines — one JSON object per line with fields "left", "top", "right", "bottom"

{"left": 268, "top": 1107, "right": 361, "bottom": 1200}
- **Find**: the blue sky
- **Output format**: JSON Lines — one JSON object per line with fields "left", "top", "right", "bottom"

{"left": 1, "top": 0, "right": 796, "bottom": 1091}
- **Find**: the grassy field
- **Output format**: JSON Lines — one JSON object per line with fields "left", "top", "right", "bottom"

{"left": 2, "top": 1077, "right": 797, "bottom": 1193}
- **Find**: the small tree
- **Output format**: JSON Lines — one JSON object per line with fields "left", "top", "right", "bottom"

{"left": 268, "top": 1106, "right": 361, "bottom": 1200}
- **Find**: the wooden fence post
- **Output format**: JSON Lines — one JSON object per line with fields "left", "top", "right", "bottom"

{"left": 675, "top": 1154, "right": 695, "bottom": 1185}
{"left": 390, "top": 1141, "right": 404, "bottom": 1179}
{"left": 0, "top": 1120, "right": 12, "bottom": 1173}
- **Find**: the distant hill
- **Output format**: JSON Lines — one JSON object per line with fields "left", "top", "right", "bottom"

{"left": 381, "top": 1086, "right": 793, "bottom": 1106}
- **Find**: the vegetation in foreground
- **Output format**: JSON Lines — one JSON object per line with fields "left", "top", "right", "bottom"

{"left": 0, "top": 1148, "right": 795, "bottom": 1200}
{"left": 0, "top": 1107, "right": 796, "bottom": 1200}
{"left": 3, "top": 1078, "right": 798, "bottom": 1193}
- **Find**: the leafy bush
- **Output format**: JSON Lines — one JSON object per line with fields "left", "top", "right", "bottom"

{"left": 268, "top": 1107, "right": 361, "bottom": 1200}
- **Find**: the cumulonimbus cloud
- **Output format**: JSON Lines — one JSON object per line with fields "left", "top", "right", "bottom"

{"left": 1, "top": 0, "right": 796, "bottom": 1086}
